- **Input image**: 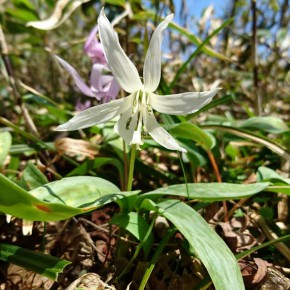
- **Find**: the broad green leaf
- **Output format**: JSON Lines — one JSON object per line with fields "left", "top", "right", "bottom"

{"left": 29, "top": 176, "right": 120, "bottom": 207}
{"left": 111, "top": 212, "right": 154, "bottom": 256}
{"left": 257, "top": 166, "right": 290, "bottom": 184}
{"left": 202, "top": 125, "right": 290, "bottom": 161}
{"left": 240, "top": 116, "right": 288, "bottom": 133}
{"left": 138, "top": 182, "right": 270, "bottom": 203}
{"left": 0, "top": 173, "right": 87, "bottom": 221}
{"left": 22, "top": 161, "right": 49, "bottom": 190}
{"left": 0, "top": 131, "right": 12, "bottom": 167}
{"left": 0, "top": 243, "right": 70, "bottom": 281}
{"left": 30, "top": 177, "right": 139, "bottom": 213}
{"left": 257, "top": 167, "right": 290, "bottom": 195}
{"left": 171, "top": 123, "right": 214, "bottom": 151}
{"left": 142, "top": 199, "right": 244, "bottom": 290}
{"left": 0, "top": 174, "right": 138, "bottom": 221}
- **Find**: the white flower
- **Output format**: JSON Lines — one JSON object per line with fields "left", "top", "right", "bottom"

{"left": 56, "top": 9, "right": 220, "bottom": 152}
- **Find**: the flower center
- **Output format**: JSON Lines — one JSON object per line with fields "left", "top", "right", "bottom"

{"left": 128, "top": 90, "right": 151, "bottom": 147}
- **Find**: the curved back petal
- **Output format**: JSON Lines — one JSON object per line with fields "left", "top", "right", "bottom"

{"left": 143, "top": 14, "right": 173, "bottom": 93}
{"left": 98, "top": 9, "right": 142, "bottom": 93}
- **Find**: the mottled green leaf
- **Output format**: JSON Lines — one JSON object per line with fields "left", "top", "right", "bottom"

{"left": 138, "top": 182, "right": 270, "bottom": 203}
{"left": 140, "top": 199, "right": 245, "bottom": 290}
{"left": 0, "top": 174, "right": 138, "bottom": 221}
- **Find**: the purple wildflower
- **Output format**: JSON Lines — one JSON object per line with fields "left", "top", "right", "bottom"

{"left": 55, "top": 23, "right": 120, "bottom": 108}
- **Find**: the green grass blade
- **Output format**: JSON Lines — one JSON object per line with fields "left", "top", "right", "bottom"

{"left": 133, "top": 11, "right": 232, "bottom": 62}
{"left": 169, "top": 18, "right": 233, "bottom": 90}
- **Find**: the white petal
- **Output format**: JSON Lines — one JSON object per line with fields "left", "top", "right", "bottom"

{"left": 55, "top": 55, "right": 95, "bottom": 97}
{"left": 6, "top": 214, "right": 12, "bottom": 223}
{"left": 56, "top": 94, "right": 133, "bottom": 131}
{"left": 98, "top": 9, "right": 142, "bottom": 93}
{"left": 115, "top": 106, "right": 138, "bottom": 144}
{"left": 22, "top": 220, "right": 33, "bottom": 236}
{"left": 143, "top": 108, "right": 186, "bottom": 152}
{"left": 143, "top": 14, "right": 173, "bottom": 93}
{"left": 131, "top": 130, "right": 143, "bottom": 146}
{"left": 150, "top": 88, "right": 220, "bottom": 115}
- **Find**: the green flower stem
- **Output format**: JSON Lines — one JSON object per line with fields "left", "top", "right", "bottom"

{"left": 123, "top": 141, "right": 128, "bottom": 191}
{"left": 178, "top": 152, "right": 189, "bottom": 199}
{"left": 138, "top": 229, "right": 176, "bottom": 290}
{"left": 127, "top": 144, "right": 137, "bottom": 191}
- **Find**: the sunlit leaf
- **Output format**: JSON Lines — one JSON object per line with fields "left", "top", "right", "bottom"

{"left": 138, "top": 182, "right": 270, "bottom": 203}
{"left": 0, "top": 174, "right": 139, "bottom": 221}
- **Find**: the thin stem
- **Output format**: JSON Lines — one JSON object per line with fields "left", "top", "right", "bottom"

{"left": 127, "top": 144, "right": 137, "bottom": 191}
{"left": 178, "top": 152, "right": 189, "bottom": 199}
{"left": 207, "top": 150, "right": 222, "bottom": 183}
{"left": 138, "top": 229, "right": 176, "bottom": 290}
{"left": 123, "top": 140, "right": 128, "bottom": 191}
{"left": 207, "top": 150, "right": 228, "bottom": 222}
